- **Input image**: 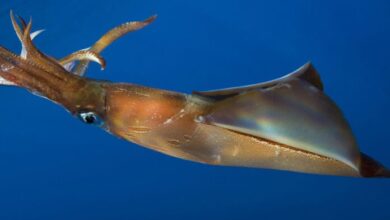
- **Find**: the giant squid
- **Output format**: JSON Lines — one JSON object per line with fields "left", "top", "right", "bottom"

{"left": 0, "top": 12, "right": 388, "bottom": 177}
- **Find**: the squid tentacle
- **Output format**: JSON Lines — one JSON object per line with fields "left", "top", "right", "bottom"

{"left": 59, "top": 50, "right": 106, "bottom": 70}
{"left": 11, "top": 10, "right": 156, "bottom": 77}
{"left": 10, "top": 11, "right": 25, "bottom": 42}
{"left": 71, "top": 15, "right": 157, "bottom": 76}
{"left": 20, "top": 29, "right": 45, "bottom": 58}
{"left": 10, "top": 11, "right": 71, "bottom": 82}
{"left": 10, "top": 10, "right": 45, "bottom": 59}
{"left": 10, "top": 12, "right": 44, "bottom": 58}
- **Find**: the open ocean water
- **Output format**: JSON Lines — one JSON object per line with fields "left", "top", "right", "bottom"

{"left": 0, "top": 0, "right": 389, "bottom": 219}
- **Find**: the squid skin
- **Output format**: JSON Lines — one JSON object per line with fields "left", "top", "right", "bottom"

{"left": 0, "top": 13, "right": 389, "bottom": 178}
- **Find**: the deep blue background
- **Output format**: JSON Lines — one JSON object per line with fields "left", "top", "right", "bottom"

{"left": 0, "top": 1, "right": 389, "bottom": 219}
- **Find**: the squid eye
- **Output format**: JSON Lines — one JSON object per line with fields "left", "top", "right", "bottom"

{"left": 78, "top": 112, "right": 103, "bottom": 126}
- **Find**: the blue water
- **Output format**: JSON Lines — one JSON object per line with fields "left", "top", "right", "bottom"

{"left": 0, "top": 1, "right": 389, "bottom": 219}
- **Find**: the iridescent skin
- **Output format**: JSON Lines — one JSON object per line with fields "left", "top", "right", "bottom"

{"left": 0, "top": 12, "right": 388, "bottom": 177}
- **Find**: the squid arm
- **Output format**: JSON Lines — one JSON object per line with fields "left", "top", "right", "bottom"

{"left": 0, "top": 12, "right": 388, "bottom": 178}
{"left": 64, "top": 15, "right": 157, "bottom": 75}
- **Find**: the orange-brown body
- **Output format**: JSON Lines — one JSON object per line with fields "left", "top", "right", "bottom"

{"left": 103, "top": 84, "right": 383, "bottom": 177}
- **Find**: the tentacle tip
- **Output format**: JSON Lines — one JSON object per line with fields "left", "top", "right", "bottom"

{"left": 145, "top": 14, "right": 158, "bottom": 24}
{"left": 100, "top": 60, "right": 107, "bottom": 71}
{"left": 9, "top": 10, "right": 19, "bottom": 21}
{"left": 9, "top": 10, "right": 17, "bottom": 27}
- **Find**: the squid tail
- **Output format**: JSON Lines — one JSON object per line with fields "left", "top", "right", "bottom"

{"left": 360, "top": 153, "right": 390, "bottom": 178}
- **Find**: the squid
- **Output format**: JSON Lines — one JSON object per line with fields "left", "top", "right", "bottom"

{"left": 0, "top": 12, "right": 388, "bottom": 178}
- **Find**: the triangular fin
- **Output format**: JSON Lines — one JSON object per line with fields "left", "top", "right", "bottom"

{"left": 201, "top": 78, "right": 360, "bottom": 170}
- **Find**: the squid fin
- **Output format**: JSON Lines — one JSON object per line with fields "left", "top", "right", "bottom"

{"left": 193, "top": 62, "right": 323, "bottom": 100}
{"left": 197, "top": 66, "right": 361, "bottom": 170}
